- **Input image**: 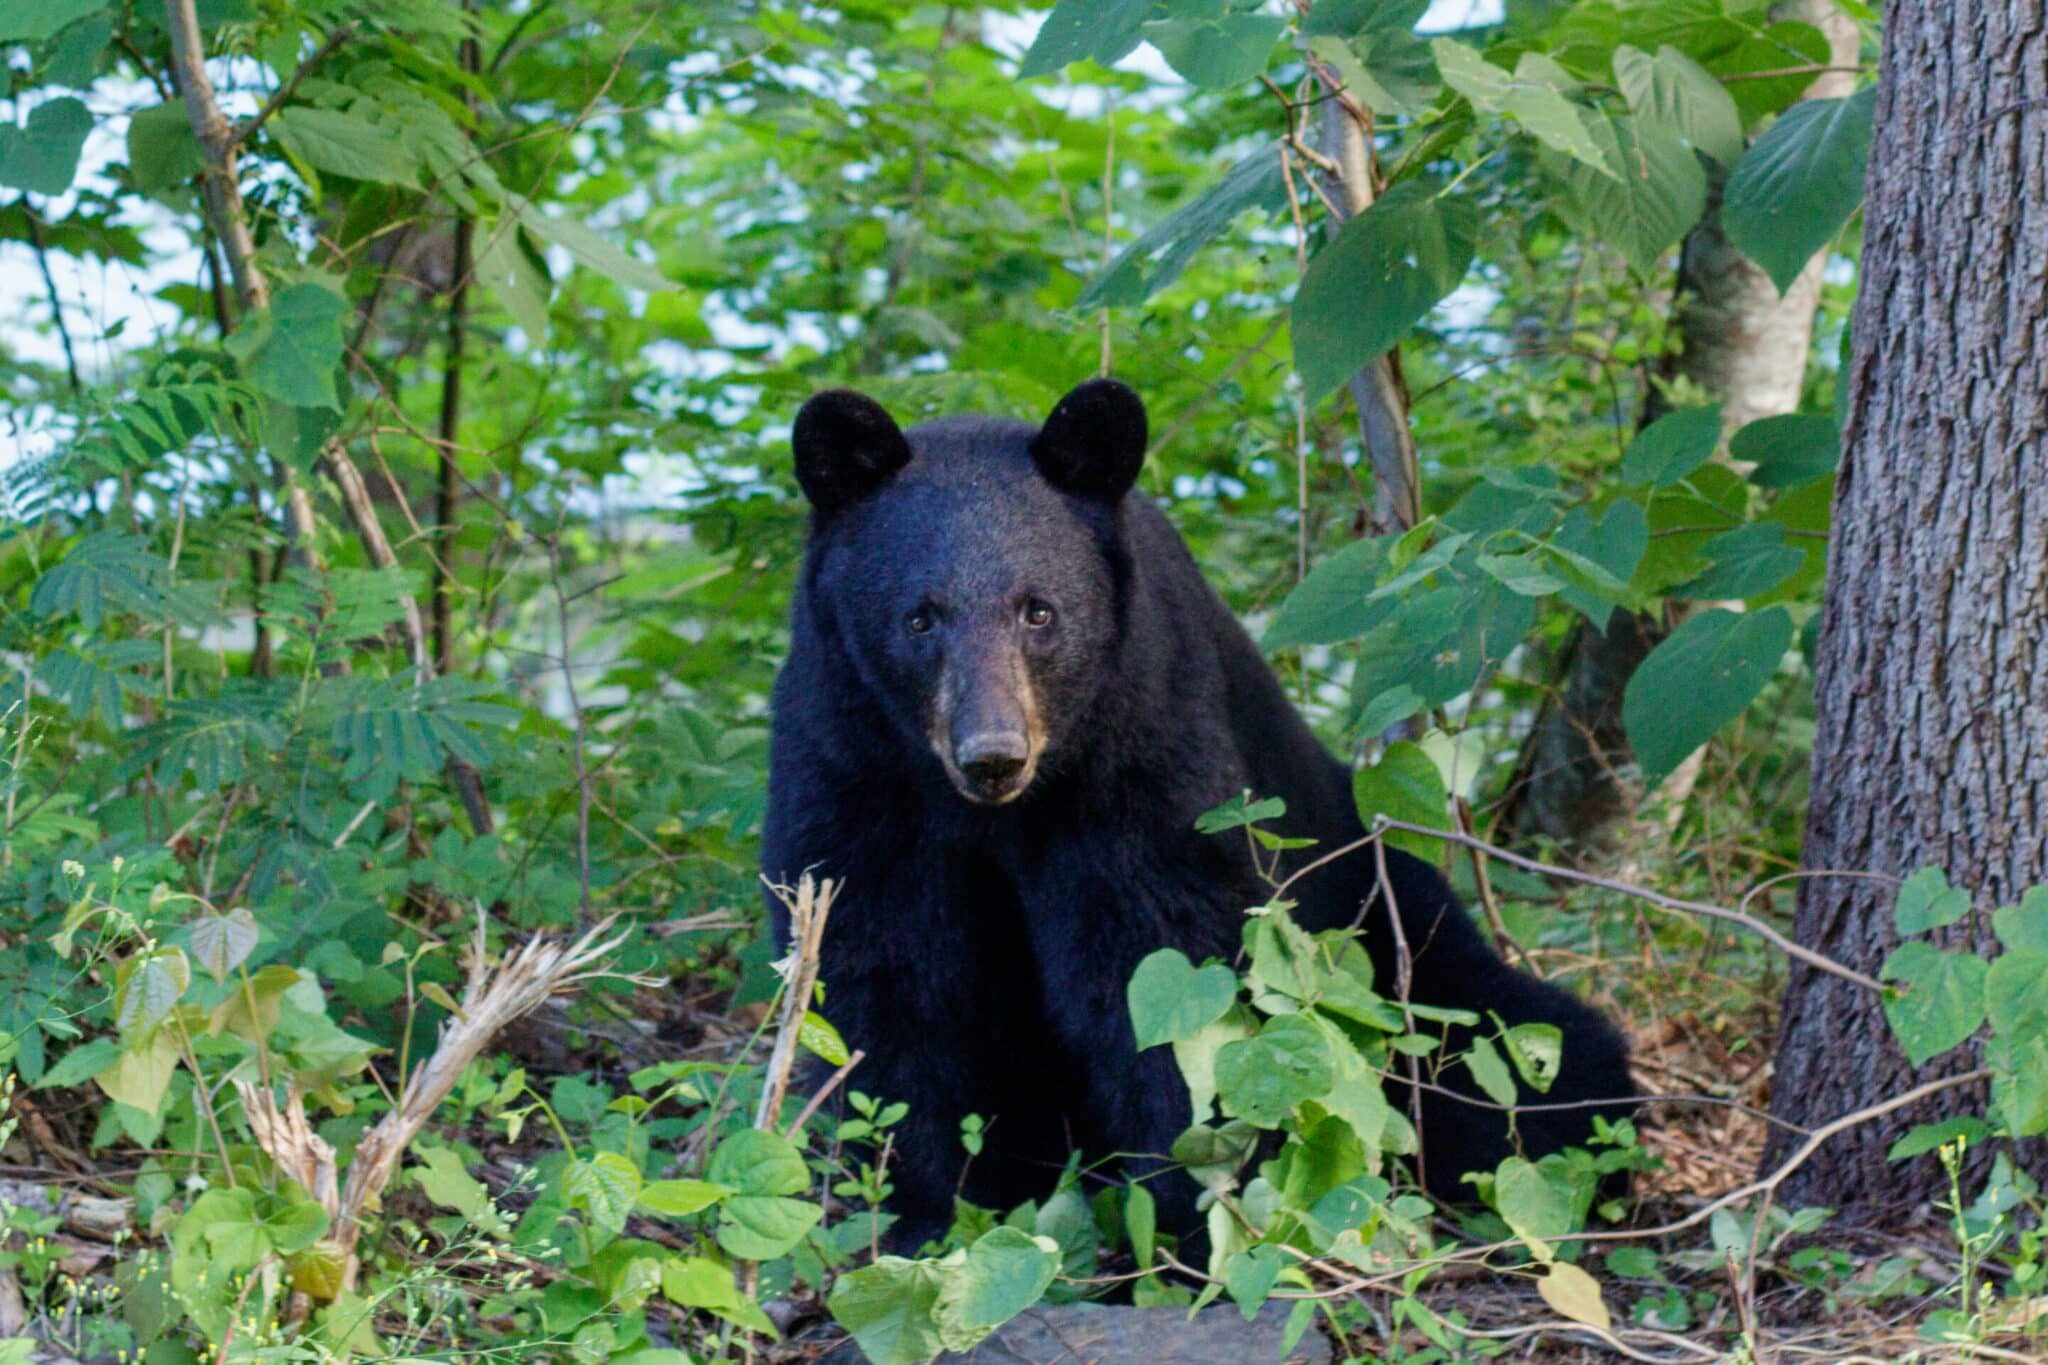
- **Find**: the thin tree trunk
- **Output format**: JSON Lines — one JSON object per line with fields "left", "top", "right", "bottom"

{"left": 1499, "top": 1, "right": 1858, "bottom": 850}
{"left": 165, "top": 0, "right": 494, "bottom": 836}
{"left": 1767, "top": 0, "right": 2048, "bottom": 1212}
{"left": 1315, "top": 81, "right": 1419, "bottom": 535}
{"left": 432, "top": 8, "right": 479, "bottom": 677}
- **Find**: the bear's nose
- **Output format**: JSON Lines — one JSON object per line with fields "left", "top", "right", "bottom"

{"left": 956, "top": 733, "right": 1029, "bottom": 788}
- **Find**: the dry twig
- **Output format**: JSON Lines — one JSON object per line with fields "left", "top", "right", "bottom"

{"left": 755, "top": 873, "right": 837, "bottom": 1131}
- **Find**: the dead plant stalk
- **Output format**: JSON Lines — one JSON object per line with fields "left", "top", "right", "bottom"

{"left": 756, "top": 873, "right": 837, "bottom": 1131}
{"left": 239, "top": 911, "right": 634, "bottom": 1297}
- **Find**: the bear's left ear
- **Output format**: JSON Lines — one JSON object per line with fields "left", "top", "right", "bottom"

{"left": 792, "top": 389, "right": 913, "bottom": 514}
{"left": 1030, "top": 378, "right": 1147, "bottom": 502}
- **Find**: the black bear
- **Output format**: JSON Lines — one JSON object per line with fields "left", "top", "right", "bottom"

{"left": 762, "top": 378, "right": 1633, "bottom": 1248}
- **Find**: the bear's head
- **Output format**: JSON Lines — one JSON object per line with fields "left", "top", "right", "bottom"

{"left": 791, "top": 379, "right": 1148, "bottom": 806}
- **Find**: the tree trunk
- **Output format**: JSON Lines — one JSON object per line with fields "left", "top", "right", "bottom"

{"left": 1498, "top": 2, "right": 1857, "bottom": 850}
{"left": 1767, "top": 0, "right": 2048, "bottom": 1213}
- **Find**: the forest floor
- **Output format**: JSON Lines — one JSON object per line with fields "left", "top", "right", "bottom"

{"left": 3, "top": 905, "right": 2032, "bottom": 1364}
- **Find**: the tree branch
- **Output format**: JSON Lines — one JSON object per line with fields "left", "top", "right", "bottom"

{"left": 230, "top": 23, "right": 354, "bottom": 150}
{"left": 22, "top": 201, "right": 81, "bottom": 394}
{"left": 164, "top": 0, "right": 268, "bottom": 315}
{"left": 1273, "top": 816, "right": 1888, "bottom": 994}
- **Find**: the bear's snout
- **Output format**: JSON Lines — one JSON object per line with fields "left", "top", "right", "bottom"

{"left": 934, "top": 641, "right": 1044, "bottom": 805}
{"left": 954, "top": 731, "right": 1031, "bottom": 800}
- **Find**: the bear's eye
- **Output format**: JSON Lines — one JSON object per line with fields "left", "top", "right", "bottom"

{"left": 1021, "top": 599, "right": 1055, "bottom": 629}
{"left": 906, "top": 606, "right": 936, "bottom": 636}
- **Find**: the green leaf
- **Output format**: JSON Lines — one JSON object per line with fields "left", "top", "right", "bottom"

{"left": 1550, "top": 500, "right": 1647, "bottom": 625}
{"left": 1018, "top": 0, "right": 1153, "bottom": 77}
{"left": 1214, "top": 1014, "right": 1335, "bottom": 1127}
{"left": 413, "top": 1146, "right": 508, "bottom": 1235}
{"left": 1354, "top": 684, "right": 1425, "bottom": 739}
{"left": 638, "top": 1178, "right": 727, "bottom": 1217}
{"left": 1621, "top": 404, "right": 1722, "bottom": 487}
{"left": 1435, "top": 42, "right": 1611, "bottom": 176}
{"left": 1993, "top": 888, "right": 2048, "bottom": 954}
{"left": 1621, "top": 606, "right": 1792, "bottom": 783}
{"left": 1707, "top": 21, "right": 1833, "bottom": 123}
{"left": 1547, "top": 111, "right": 1706, "bottom": 276}
{"left": 1614, "top": 44, "right": 1743, "bottom": 166}
{"left": 829, "top": 1258, "right": 950, "bottom": 1365}
{"left": 1990, "top": 1033, "right": 2048, "bottom": 1137}
{"left": 126, "top": 102, "right": 204, "bottom": 195}
{"left": 1144, "top": 9, "right": 1284, "bottom": 90}
{"left": 1732, "top": 413, "right": 1840, "bottom": 488}
{"left": 1539, "top": 1261, "right": 1611, "bottom": 1332}
{"left": 326, "top": 674, "right": 517, "bottom": 796}
{"left": 1316, "top": 1023, "right": 1395, "bottom": 1160}
{"left": 705, "top": 1129, "right": 822, "bottom": 1256}
{"left": 717, "top": 1193, "right": 821, "bottom": 1260}
{"left": 0, "top": 0, "right": 105, "bottom": 43}
{"left": 1304, "top": 0, "right": 1437, "bottom": 116}
{"left": 476, "top": 215, "right": 551, "bottom": 340}
{"left": 1126, "top": 1184, "right": 1156, "bottom": 1268}
{"left": 1351, "top": 740, "right": 1448, "bottom": 858}
{"left": 265, "top": 1199, "right": 330, "bottom": 1255}
{"left": 1195, "top": 791, "right": 1287, "bottom": 834}
{"left": 1502, "top": 1022, "right": 1563, "bottom": 1094}
{"left": 39, "top": 1036, "right": 121, "bottom": 1090}
{"left": 268, "top": 106, "right": 419, "bottom": 187}
{"left": 1263, "top": 538, "right": 1393, "bottom": 651}
{"left": 95, "top": 1031, "right": 177, "bottom": 1112}
{"left": 1222, "top": 1244, "right": 1287, "bottom": 1317}
{"left": 1464, "top": 1034, "right": 1517, "bottom": 1109}
{"left": 1985, "top": 951, "right": 2048, "bottom": 1047}
{"left": 706, "top": 1128, "right": 809, "bottom": 1196}
{"left": 564, "top": 1152, "right": 642, "bottom": 1237}
{"left": 188, "top": 908, "right": 259, "bottom": 984}
{"left": 209, "top": 962, "right": 298, "bottom": 1043}
{"left": 226, "top": 282, "right": 348, "bottom": 410}
{"left": 1247, "top": 913, "right": 1317, "bottom": 1001}
{"left": 1723, "top": 89, "right": 1876, "bottom": 293}
{"left": 799, "top": 1010, "right": 850, "bottom": 1066}
{"left": 944, "top": 1226, "right": 1059, "bottom": 1332}
{"left": 519, "top": 204, "right": 670, "bottom": 292}
{"left": 1493, "top": 1156, "right": 1575, "bottom": 1261}
{"left": 662, "top": 1256, "right": 778, "bottom": 1336}
{"left": 43, "top": 11, "right": 110, "bottom": 87}
{"left": 1126, "top": 948, "right": 1238, "bottom": 1050}
{"left": 113, "top": 948, "right": 190, "bottom": 1042}
{"left": 133, "top": 695, "right": 287, "bottom": 789}
{"left": 1080, "top": 142, "right": 1287, "bottom": 309}
{"left": 1475, "top": 550, "right": 1564, "bottom": 597}
{"left": 1675, "top": 523, "right": 1803, "bottom": 601}
{"left": 1879, "top": 943, "right": 1988, "bottom": 1067}
{"left": 1174, "top": 1009, "right": 1256, "bottom": 1123}
{"left": 1293, "top": 180, "right": 1477, "bottom": 401}
{"left": 1887, "top": 1116, "right": 1992, "bottom": 1162}
{"left": 1894, "top": 867, "right": 1971, "bottom": 936}
{"left": 0, "top": 97, "right": 91, "bottom": 194}
{"left": 31, "top": 532, "right": 173, "bottom": 630}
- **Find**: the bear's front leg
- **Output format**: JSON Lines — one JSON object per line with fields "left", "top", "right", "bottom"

{"left": 804, "top": 959, "right": 979, "bottom": 1253}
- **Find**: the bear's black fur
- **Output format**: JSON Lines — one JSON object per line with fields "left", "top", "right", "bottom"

{"left": 763, "top": 379, "right": 1633, "bottom": 1249}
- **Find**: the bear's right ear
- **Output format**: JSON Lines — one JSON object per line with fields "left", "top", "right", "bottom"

{"left": 792, "top": 389, "right": 912, "bottom": 514}
{"left": 1030, "top": 378, "right": 1147, "bottom": 503}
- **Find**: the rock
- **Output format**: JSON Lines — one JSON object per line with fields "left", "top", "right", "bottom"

{"left": 819, "top": 1302, "right": 1332, "bottom": 1364}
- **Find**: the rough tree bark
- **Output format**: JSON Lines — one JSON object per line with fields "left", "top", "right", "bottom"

{"left": 1767, "top": 0, "right": 2048, "bottom": 1212}
{"left": 1499, "top": 1, "right": 1857, "bottom": 850}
